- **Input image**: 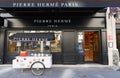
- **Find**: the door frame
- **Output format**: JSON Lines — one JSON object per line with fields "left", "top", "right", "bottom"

{"left": 76, "top": 30, "right": 102, "bottom": 64}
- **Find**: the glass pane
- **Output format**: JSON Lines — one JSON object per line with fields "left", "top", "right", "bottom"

{"left": 8, "top": 30, "right": 62, "bottom": 54}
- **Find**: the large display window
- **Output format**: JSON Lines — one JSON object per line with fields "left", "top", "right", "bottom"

{"left": 8, "top": 30, "right": 62, "bottom": 54}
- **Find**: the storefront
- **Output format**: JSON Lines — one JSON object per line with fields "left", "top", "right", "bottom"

{"left": 1, "top": 0, "right": 120, "bottom": 65}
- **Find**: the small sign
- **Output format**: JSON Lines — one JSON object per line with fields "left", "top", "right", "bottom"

{"left": 108, "top": 42, "right": 113, "bottom": 48}
{"left": 78, "top": 35, "right": 83, "bottom": 39}
{"left": 17, "top": 41, "right": 21, "bottom": 46}
{"left": 107, "top": 35, "right": 113, "bottom": 40}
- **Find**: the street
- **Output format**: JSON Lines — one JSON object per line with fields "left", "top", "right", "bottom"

{"left": 0, "top": 64, "right": 120, "bottom": 78}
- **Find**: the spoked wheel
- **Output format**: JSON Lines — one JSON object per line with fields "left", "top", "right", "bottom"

{"left": 30, "top": 61, "right": 45, "bottom": 76}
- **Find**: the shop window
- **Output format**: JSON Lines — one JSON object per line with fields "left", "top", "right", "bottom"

{"left": 8, "top": 31, "right": 62, "bottom": 54}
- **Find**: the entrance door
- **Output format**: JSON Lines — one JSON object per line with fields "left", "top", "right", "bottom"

{"left": 84, "top": 31, "right": 99, "bottom": 62}
{"left": 77, "top": 31, "right": 99, "bottom": 63}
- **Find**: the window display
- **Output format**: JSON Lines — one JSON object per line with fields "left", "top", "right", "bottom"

{"left": 8, "top": 31, "right": 62, "bottom": 54}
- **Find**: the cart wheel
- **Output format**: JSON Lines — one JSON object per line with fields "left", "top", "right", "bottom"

{"left": 30, "top": 61, "right": 45, "bottom": 76}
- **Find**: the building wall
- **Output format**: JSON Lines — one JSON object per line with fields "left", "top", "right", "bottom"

{"left": 0, "top": 11, "right": 108, "bottom": 64}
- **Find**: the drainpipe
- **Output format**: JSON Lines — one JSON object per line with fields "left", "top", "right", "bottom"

{"left": 106, "top": 7, "right": 119, "bottom": 69}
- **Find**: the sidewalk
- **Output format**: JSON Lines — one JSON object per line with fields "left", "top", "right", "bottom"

{"left": 0, "top": 64, "right": 120, "bottom": 78}
{"left": 0, "top": 63, "right": 109, "bottom": 67}
{"left": 52, "top": 63, "right": 109, "bottom": 67}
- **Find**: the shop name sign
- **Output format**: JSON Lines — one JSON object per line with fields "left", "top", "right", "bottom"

{"left": 0, "top": 1, "right": 120, "bottom": 7}
{"left": 34, "top": 19, "right": 71, "bottom": 24}
{"left": 13, "top": 2, "right": 79, "bottom": 7}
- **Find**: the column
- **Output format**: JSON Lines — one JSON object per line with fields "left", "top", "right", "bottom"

{"left": 106, "top": 7, "right": 119, "bottom": 67}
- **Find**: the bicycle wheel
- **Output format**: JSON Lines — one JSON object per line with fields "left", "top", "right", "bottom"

{"left": 30, "top": 61, "right": 45, "bottom": 76}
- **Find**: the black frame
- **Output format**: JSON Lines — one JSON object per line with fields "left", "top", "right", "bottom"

{"left": 4, "top": 29, "right": 63, "bottom": 64}
{"left": 76, "top": 30, "right": 102, "bottom": 64}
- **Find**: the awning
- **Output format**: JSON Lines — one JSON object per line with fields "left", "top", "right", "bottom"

{"left": 9, "top": 33, "right": 55, "bottom": 41}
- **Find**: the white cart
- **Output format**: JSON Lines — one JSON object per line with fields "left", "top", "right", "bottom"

{"left": 12, "top": 53, "right": 52, "bottom": 75}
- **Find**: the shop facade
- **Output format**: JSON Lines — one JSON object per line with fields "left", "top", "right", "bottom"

{"left": 0, "top": 1, "right": 120, "bottom": 65}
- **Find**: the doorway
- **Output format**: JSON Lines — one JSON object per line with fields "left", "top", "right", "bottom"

{"left": 77, "top": 31, "right": 99, "bottom": 63}
{"left": 84, "top": 31, "right": 99, "bottom": 62}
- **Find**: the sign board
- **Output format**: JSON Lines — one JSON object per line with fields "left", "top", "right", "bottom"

{"left": 7, "top": 17, "right": 105, "bottom": 28}
{"left": 0, "top": 2, "right": 120, "bottom": 7}
{"left": 108, "top": 42, "right": 113, "bottom": 48}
